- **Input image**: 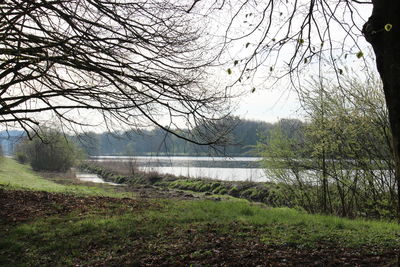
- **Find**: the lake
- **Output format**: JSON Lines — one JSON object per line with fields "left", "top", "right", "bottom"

{"left": 90, "top": 156, "right": 269, "bottom": 182}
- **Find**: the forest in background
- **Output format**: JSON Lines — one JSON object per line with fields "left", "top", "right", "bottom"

{"left": 73, "top": 118, "right": 296, "bottom": 156}
{"left": 0, "top": 118, "right": 302, "bottom": 157}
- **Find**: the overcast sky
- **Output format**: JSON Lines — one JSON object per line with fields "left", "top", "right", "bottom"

{"left": 234, "top": 85, "right": 301, "bottom": 122}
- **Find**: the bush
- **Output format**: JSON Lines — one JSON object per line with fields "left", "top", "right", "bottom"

{"left": 15, "top": 152, "right": 28, "bottom": 164}
{"left": 147, "top": 172, "right": 162, "bottom": 184}
{"left": 240, "top": 188, "right": 256, "bottom": 199}
{"left": 228, "top": 186, "right": 239, "bottom": 197}
{"left": 15, "top": 129, "right": 82, "bottom": 172}
{"left": 199, "top": 183, "right": 212, "bottom": 192}
{"left": 218, "top": 188, "right": 228, "bottom": 195}
{"left": 210, "top": 182, "right": 221, "bottom": 190}
{"left": 115, "top": 176, "right": 128, "bottom": 184}
{"left": 212, "top": 185, "right": 223, "bottom": 194}
{"left": 193, "top": 181, "right": 203, "bottom": 191}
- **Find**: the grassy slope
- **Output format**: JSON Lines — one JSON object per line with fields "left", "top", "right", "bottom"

{"left": 0, "top": 158, "right": 399, "bottom": 266}
{"left": 0, "top": 158, "right": 133, "bottom": 197}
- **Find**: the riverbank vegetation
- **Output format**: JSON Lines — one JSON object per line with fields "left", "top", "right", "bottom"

{"left": 256, "top": 77, "right": 398, "bottom": 221}
{"left": 80, "top": 155, "right": 396, "bottom": 222}
{"left": 79, "top": 160, "right": 293, "bottom": 207}
{"left": 76, "top": 77, "right": 400, "bottom": 223}
{"left": 1, "top": 158, "right": 400, "bottom": 266}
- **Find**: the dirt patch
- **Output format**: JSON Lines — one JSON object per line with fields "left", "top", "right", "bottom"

{"left": 115, "top": 184, "right": 208, "bottom": 200}
{"left": 0, "top": 188, "right": 150, "bottom": 224}
{"left": 0, "top": 185, "right": 209, "bottom": 225}
{"left": 103, "top": 222, "right": 400, "bottom": 266}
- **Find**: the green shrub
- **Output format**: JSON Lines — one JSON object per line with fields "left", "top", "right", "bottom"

{"left": 171, "top": 180, "right": 191, "bottom": 190}
{"left": 228, "top": 186, "right": 239, "bottom": 197}
{"left": 15, "top": 129, "right": 83, "bottom": 172}
{"left": 212, "top": 185, "right": 223, "bottom": 194}
{"left": 237, "top": 181, "right": 256, "bottom": 191}
{"left": 199, "top": 183, "right": 212, "bottom": 192}
{"left": 218, "top": 188, "right": 228, "bottom": 195}
{"left": 250, "top": 189, "right": 264, "bottom": 200}
{"left": 15, "top": 152, "right": 28, "bottom": 164}
{"left": 194, "top": 181, "right": 204, "bottom": 191}
{"left": 210, "top": 182, "right": 221, "bottom": 190}
{"left": 147, "top": 172, "right": 162, "bottom": 184}
{"left": 240, "top": 188, "right": 256, "bottom": 198}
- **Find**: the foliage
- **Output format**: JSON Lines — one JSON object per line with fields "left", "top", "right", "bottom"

{"left": 15, "top": 130, "right": 84, "bottom": 172}
{"left": 256, "top": 77, "right": 396, "bottom": 220}
{"left": 15, "top": 151, "right": 28, "bottom": 164}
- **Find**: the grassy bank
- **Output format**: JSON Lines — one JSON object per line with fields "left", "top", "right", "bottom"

{"left": 1, "top": 158, "right": 400, "bottom": 266}
{"left": 0, "top": 158, "right": 134, "bottom": 198}
{"left": 81, "top": 161, "right": 400, "bottom": 220}
{"left": 80, "top": 161, "right": 293, "bottom": 207}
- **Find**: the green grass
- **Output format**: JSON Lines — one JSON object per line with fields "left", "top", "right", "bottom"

{"left": 2, "top": 199, "right": 400, "bottom": 265}
{"left": 1, "top": 157, "right": 400, "bottom": 266}
{"left": 0, "top": 158, "right": 65, "bottom": 190}
{"left": 0, "top": 158, "right": 134, "bottom": 198}
{"left": 156, "top": 200, "right": 400, "bottom": 247}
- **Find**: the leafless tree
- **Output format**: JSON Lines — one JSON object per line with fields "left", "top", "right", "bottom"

{"left": 0, "top": 0, "right": 235, "bottom": 145}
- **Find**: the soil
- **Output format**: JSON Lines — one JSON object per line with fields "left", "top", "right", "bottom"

{"left": 0, "top": 188, "right": 148, "bottom": 224}
{"left": 115, "top": 184, "right": 204, "bottom": 200}
{"left": 1, "top": 188, "right": 399, "bottom": 266}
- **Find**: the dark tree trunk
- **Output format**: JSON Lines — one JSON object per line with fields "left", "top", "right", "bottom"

{"left": 363, "top": 1, "right": 400, "bottom": 221}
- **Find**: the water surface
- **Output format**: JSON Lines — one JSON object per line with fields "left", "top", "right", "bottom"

{"left": 75, "top": 172, "right": 120, "bottom": 185}
{"left": 91, "top": 156, "right": 268, "bottom": 182}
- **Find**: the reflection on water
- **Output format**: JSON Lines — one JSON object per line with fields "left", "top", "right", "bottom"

{"left": 75, "top": 172, "right": 120, "bottom": 185}
{"left": 91, "top": 156, "right": 268, "bottom": 182}
{"left": 140, "top": 166, "right": 268, "bottom": 182}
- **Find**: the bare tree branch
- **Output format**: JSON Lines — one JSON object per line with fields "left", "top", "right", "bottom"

{"left": 0, "top": 0, "right": 233, "bottom": 145}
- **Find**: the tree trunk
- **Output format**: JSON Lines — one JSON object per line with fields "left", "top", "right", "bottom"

{"left": 364, "top": 1, "right": 400, "bottom": 221}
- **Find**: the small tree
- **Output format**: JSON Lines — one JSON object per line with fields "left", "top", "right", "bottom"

{"left": 257, "top": 120, "right": 316, "bottom": 212}
{"left": 257, "top": 76, "right": 396, "bottom": 219}
{"left": 17, "top": 130, "right": 82, "bottom": 172}
{"left": 14, "top": 143, "right": 28, "bottom": 164}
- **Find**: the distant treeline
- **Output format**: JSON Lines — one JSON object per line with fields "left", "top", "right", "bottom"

{"left": 73, "top": 119, "right": 303, "bottom": 157}
{"left": 0, "top": 118, "right": 304, "bottom": 157}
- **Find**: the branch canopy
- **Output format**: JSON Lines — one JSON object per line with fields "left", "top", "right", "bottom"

{"left": 0, "top": 0, "right": 232, "bottom": 144}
